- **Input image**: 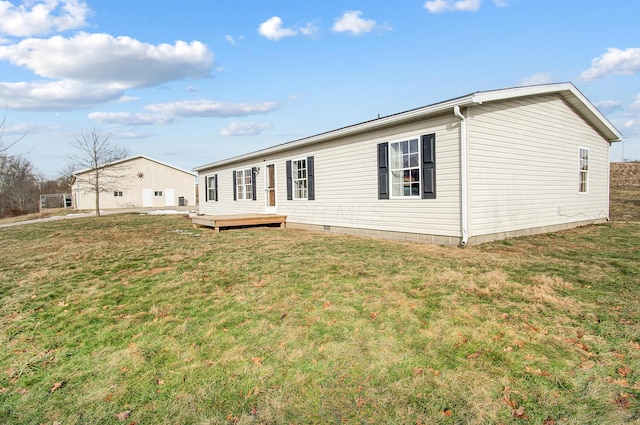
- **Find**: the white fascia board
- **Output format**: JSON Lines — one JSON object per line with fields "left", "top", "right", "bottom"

{"left": 73, "top": 155, "right": 196, "bottom": 177}
{"left": 193, "top": 95, "right": 475, "bottom": 172}
{"left": 194, "top": 82, "right": 622, "bottom": 173}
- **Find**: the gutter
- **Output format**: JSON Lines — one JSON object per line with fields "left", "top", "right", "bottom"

{"left": 454, "top": 105, "right": 469, "bottom": 246}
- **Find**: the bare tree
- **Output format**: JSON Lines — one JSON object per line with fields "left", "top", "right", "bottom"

{"left": 70, "top": 128, "right": 128, "bottom": 217}
{"left": 0, "top": 109, "right": 25, "bottom": 156}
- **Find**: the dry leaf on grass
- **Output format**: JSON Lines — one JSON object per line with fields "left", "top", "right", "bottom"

{"left": 50, "top": 382, "right": 63, "bottom": 392}
{"left": 618, "top": 366, "right": 632, "bottom": 378}
{"left": 116, "top": 410, "right": 131, "bottom": 421}
{"left": 513, "top": 406, "right": 527, "bottom": 419}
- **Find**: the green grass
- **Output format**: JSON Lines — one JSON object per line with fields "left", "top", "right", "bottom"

{"left": 0, "top": 211, "right": 639, "bottom": 424}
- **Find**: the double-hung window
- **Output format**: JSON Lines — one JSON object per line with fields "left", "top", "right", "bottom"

{"left": 206, "top": 174, "right": 218, "bottom": 202}
{"left": 235, "top": 168, "right": 254, "bottom": 200}
{"left": 579, "top": 147, "right": 589, "bottom": 193}
{"left": 286, "top": 157, "right": 315, "bottom": 200}
{"left": 292, "top": 159, "right": 308, "bottom": 200}
{"left": 114, "top": 191, "right": 123, "bottom": 197}
{"left": 377, "top": 134, "right": 435, "bottom": 200}
{"left": 390, "top": 138, "right": 420, "bottom": 197}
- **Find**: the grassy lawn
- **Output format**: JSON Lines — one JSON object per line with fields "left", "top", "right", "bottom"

{"left": 0, "top": 203, "right": 639, "bottom": 423}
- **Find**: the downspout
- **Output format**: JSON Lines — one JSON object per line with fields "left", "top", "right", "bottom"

{"left": 454, "top": 105, "right": 469, "bottom": 246}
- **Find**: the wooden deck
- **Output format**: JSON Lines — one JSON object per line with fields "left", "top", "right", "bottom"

{"left": 192, "top": 214, "right": 287, "bottom": 233}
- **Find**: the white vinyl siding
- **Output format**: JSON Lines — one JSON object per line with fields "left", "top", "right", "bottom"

{"left": 467, "top": 94, "right": 610, "bottom": 236}
{"left": 198, "top": 115, "right": 462, "bottom": 237}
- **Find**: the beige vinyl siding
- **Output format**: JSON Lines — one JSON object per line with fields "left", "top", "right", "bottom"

{"left": 199, "top": 114, "right": 462, "bottom": 237}
{"left": 467, "top": 94, "right": 610, "bottom": 236}
{"left": 74, "top": 157, "right": 196, "bottom": 209}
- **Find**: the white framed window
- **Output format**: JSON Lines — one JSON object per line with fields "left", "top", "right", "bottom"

{"left": 390, "top": 138, "right": 420, "bottom": 198}
{"left": 154, "top": 191, "right": 163, "bottom": 197}
{"left": 292, "top": 158, "right": 308, "bottom": 200}
{"left": 236, "top": 168, "right": 253, "bottom": 200}
{"left": 206, "top": 174, "right": 217, "bottom": 202}
{"left": 579, "top": 147, "right": 589, "bottom": 194}
{"left": 114, "top": 191, "right": 123, "bottom": 197}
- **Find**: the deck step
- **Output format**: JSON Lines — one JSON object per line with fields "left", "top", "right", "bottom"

{"left": 192, "top": 214, "right": 286, "bottom": 233}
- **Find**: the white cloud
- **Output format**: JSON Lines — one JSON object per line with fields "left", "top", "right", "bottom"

{"left": 424, "top": 0, "right": 482, "bottom": 13}
{"left": 0, "top": 0, "right": 91, "bottom": 37}
{"left": 87, "top": 111, "right": 176, "bottom": 126}
{"left": 0, "top": 32, "right": 214, "bottom": 87}
{"left": 623, "top": 118, "right": 640, "bottom": 136}
{"left": 145, "top": 99, "right": 279, "bottom": 118}
{"left": 117, "top": 95, "right": 138, "bottom": 103}
{"left": 0, "top": 79, "right": 124, "bottom": 110}
{"left": 225, "top": 35, "right": 236, "bottom": 45}
{"left": 89, "top": 99, "right": 280, "bottom": 126}
{"left": 579, "top": 47, "right": 640, "bottom": 81}
{"left": 593, "top": 100, "right": 622, "bottom": 114}
{"left": 493, "top": 0, "right": 510, "bottom": 6}
{"left": 299, "top": 21, "right": 320, "bottom": 38}
{"left": 332, "top": 11, "right": 381, "bottom": 35}
{"left": 518, "top": 72, "right": 553, "bottom": 86}
{"left": 631, "top": 93, "right": 640, "bottom": 110}
{"left": 220, "top": 121, "right": 272, "bottom": 136}
{"left": 258, "top": 16, "right": 297, "bottom": 41}
{"left": 0, "top": 32, "right": 215, "bottom": 110}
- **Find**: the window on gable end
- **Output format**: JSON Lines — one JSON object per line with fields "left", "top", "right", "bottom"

{"left": 579, "top": 147, "right": 589, "bottom": 194}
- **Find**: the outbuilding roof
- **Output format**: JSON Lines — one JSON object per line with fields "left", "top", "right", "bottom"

{"left": 72, "top": 155, "right": 196, "bottom": 177}
{"left": 194, "top": 82, "right": 622, "bottom": 172}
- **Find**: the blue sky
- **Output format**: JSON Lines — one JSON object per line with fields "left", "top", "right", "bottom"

{"left": 0, "top": 0, "right": 639, "bottom": 178}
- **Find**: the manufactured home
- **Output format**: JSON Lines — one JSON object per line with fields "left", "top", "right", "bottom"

{"left": 194, "top": 83, "right": 622, "bottom": 245}
{"left": 72, "top": 155, "right": 196, "bottom": 210}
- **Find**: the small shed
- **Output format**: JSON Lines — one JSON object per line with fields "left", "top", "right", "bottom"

{"left": 72, "top": 155, "right": 196, "bottom": 210}
{"left": 194, "top": 83, "right": 622, "bottom": 245}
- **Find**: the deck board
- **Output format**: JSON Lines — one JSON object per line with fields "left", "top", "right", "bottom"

{"left": 192, "top": 214, "right": 286, "bottom": 233}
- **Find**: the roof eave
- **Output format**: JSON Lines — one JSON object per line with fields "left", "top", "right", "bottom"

{"left": 194, "top": 82, "right": 623, "bottom": 172}
{"left": 193, "top": 95, "right": 475, "bottom": 171}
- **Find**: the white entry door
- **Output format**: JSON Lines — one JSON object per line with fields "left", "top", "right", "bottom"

{"left": 142, "top": 189, "right": 153, "bottom": 207}
{"left": 264, "top": 163, "right": 277, "bottom": 213}
{"left": 165, "top": 188, "right": 175, "bottom": 207}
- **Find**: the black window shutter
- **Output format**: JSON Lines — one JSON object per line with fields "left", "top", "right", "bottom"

{"left": 214, "top": 174, "right": 218, "bottom": 201}
{"left": 204, "top": 176, "right": 209, "bottom": 202}
{"left": 377, "top": 142, "right": 389, "bottom": 200}
{"left": 421, "top": 134, "right": 436, "bottom": 199}
{"left": 251, "top": 167, "right": 257, "bottom": 201}
{"left": 307, "top": 156, "right": 315, "bottom": 200}
{"left": 232, "top": 170, "right": 237, "bottom": 201}
{"left": 286, "top": 160, "right": 292, "bottom": 200}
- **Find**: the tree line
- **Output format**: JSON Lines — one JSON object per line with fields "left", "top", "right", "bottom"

{"left": 0, "top": 151, "right": 72, "bottom": 218}
{"left": 1, "top": 115, "right": 127, "bottom": 219}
